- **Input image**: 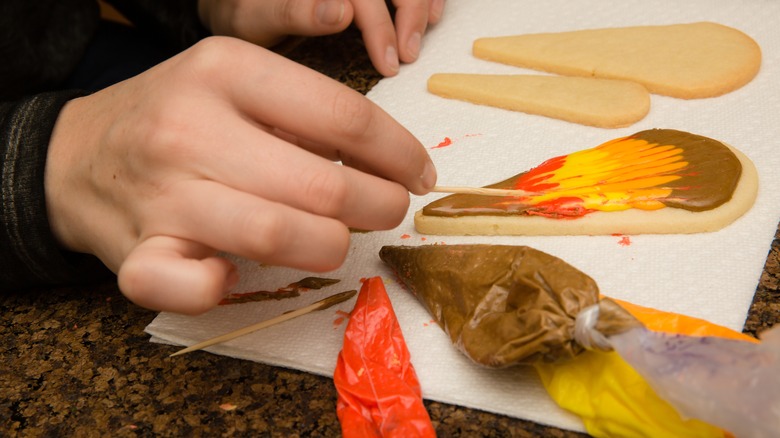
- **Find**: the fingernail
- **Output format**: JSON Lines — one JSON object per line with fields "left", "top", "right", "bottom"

{"left": 421, "top": 159, "right": 437, "bottom": 190}
{"left": 407, "top": 32, "right": 422, "bottom": 60}
{"left": 316, "top": 0, "right": 345, "bottom": 26}
{"left": 385, "top": 46, "right": 400, "bottom": 74}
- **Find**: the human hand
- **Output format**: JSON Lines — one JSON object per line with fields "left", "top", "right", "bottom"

{"left": 45, "top": 37, "right": 436, "bottom": 314}
{"left": 197, "top": 0, "right": 445, "bottom": 76}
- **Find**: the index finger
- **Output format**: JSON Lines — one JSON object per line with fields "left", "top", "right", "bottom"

{"left": 207, "top": 38, "right": 437, "bottom": 194}
{"left": 387, "top": 0, "right": 433, "bottom": 63}
{"left": 350, "top": 0, "right": 400, "bottom": 75}
{"left": 352, "top": 0, "right": 444, "bottom": 69}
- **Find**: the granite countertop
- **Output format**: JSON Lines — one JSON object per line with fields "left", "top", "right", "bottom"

{"left": 2, "top": 27, "right": 778, "bottom": 437}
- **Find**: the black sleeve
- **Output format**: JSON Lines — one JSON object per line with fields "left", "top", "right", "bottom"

{"left": 0, "top": 1, "right": 206, "bottom": 292}
{"left": 0, "top": 0, "right": 100, "bottom": 100}
{"left": 105, "top": 0, "right": 210, "bottom": 51}
{"left": 0, "top": 92, "right": 114, "bottom": 292}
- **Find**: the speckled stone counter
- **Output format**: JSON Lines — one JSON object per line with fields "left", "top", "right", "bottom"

{"left": 2, "top": 27, "right": 778, "bottom": 437}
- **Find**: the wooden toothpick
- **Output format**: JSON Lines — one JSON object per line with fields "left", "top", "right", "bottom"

{"left": 169, "top": 289, "right": 357, "bottom": 357}
{"left": 431, "top": 185, "right": 538, "bottom": 197}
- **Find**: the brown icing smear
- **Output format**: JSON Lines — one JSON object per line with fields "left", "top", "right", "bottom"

{"left": 423, "top": 129, "right": 742, "bottom": 219}
{"left": 219, "top": 277, "right": 340, "bottom": 305}
{"left": 381, "top": 244, "right": 609, "bottom": 366}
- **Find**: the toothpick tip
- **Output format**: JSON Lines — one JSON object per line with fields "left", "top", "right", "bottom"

{"left": 431, "top": 185, "right": 536, "bottom": 197}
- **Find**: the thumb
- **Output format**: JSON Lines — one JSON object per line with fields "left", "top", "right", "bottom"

{"left": 118, "top": 236, "right": 238, "bottom": 315}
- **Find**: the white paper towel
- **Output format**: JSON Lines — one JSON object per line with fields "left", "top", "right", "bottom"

{"left": 146, "top": 0, "right": 780, "bottom": 432}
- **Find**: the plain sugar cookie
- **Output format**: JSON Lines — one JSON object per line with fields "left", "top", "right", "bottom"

{"left": 427, "top": 73, "right": 650, "bottom": 128}
{"left": 473, "top": 22, "right": 762, "bottom": 99}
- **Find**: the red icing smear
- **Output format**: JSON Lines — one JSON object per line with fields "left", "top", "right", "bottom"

{"left": 431, "top": 137, "right": 452, "bottom": 149}
{"left": 499, "top": 153, "right": 595, "bottom": 218}
{"left": 525, "top": 197, "right": 593, "bottom": 219}
{"left": 333, "top": 310, "right": 351, "bottom": 328}
{"left": 513, "top": 155, "right": 566, "bottom": 192}
{"left": 612, "top": 233, "right": 632, "bottom": 246}
{"left": 492, "top": 197, "right": 593, "bottom": 219}
{"left": 429, "top": 134, "right": 483, "bottom": 150}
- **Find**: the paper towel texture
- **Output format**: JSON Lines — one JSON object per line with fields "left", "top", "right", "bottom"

{"left": 147, "top": 0, "right": 780, "bottom": 432}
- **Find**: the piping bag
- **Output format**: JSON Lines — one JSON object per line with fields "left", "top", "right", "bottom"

{"left": 333, "top": 276, "right": 435, "bottom": 437}
{"left": 380, "top": 244, "right": 780, "bottom": 438}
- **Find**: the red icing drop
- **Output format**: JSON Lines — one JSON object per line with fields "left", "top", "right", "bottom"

{"left": 432, "top": 137, "right": 453, "bottom": 149}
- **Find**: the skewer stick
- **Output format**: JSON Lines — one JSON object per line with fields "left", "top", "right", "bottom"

{"left": 170, "top": 289, "right": 357, "bottom": 357}
{"left": 431, "top": 185, "right": 538, "bottom": 197}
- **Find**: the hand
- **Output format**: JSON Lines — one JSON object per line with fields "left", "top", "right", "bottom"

{"left": 197, "top": 0, "right": 446, "bottom": 76}
{"left": 45, "top": 37, "right": 436, "bottom": 314}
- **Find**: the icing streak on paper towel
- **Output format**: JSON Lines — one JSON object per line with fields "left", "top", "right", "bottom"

{"left": 333, "top": 310, "right": 351, "bottom": 328}
{"left": 432, "top": 137, "right": 452, "bottom": 149}
{"left": 429, "top": 133, "right": 483, "bottom": 150}
{"left": 613, "top": 233, "right": 632, "bottom": 246}
{"left": 219, "top": 277, "right": 340, "bottom": 305}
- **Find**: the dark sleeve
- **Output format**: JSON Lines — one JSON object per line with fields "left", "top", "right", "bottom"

{"left": 0, "top": 0, "right": 100, "bottom": 100}
{"left": 105, "top": 0, "right": 210, "bottom": 51}
{"left": 0, "top": 92, "right": 114, "bottom": 293}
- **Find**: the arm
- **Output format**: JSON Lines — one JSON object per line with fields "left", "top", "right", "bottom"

{"left": 0, "top": 93, "right": 113, "bottom": 292}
